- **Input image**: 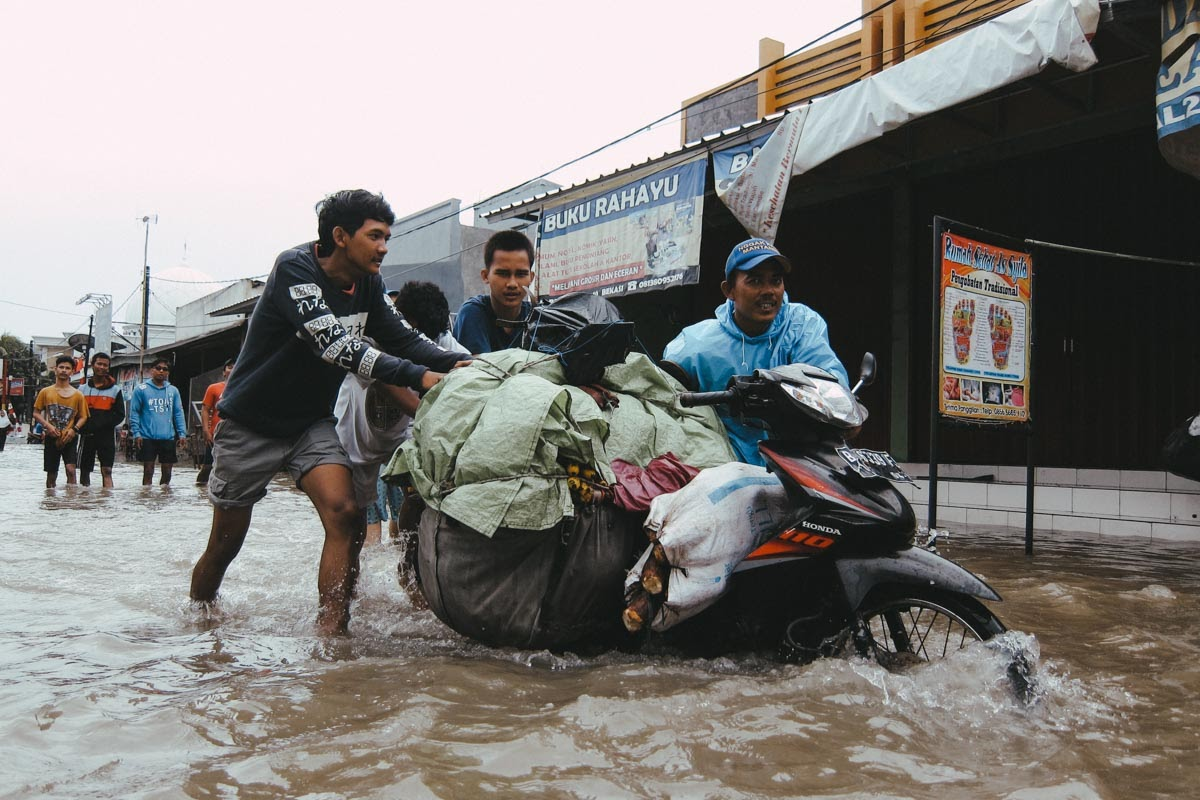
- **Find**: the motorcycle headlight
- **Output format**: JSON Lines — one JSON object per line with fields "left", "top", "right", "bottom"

{"left": 781, "top": 380, "right": 866, "bottom": 428}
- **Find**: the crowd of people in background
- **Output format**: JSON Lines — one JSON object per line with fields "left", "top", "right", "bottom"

{"left": 3, "top": 188, "right": 845, "bottom": 638}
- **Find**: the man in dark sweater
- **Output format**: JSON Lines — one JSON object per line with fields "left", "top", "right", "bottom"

{"left": 452, "top": 229, "right": 534, "bottom": 354}
{"left": 78, "top": 352, "right": 126, "bottom": 488}
{"left": 190, "top": 189, "right": 469, "bottom": 633}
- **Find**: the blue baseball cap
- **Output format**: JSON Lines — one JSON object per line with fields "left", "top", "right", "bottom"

{"left": 725, "top": 238, "right": 792, "bottom": 280}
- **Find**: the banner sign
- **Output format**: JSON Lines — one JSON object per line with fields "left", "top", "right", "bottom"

{"left": 714, "top": 108, "right": 808, "bottom": 243}
{"left": 7, "top": 378, "right": 24, "bottom": 395}
{"left": 712, "top": 131, "right": 773, "bottom": 193}
{"left": 537, "top": 156, "right": 705, "bottom": 299}
{"left": 937, "top": 228, "right": 1033, "bottom": 424}
{"left": 1158, "top": 0, "right": 1200, "bottom": 178}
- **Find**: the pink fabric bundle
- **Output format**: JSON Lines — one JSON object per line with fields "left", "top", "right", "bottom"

{"left": 610, "top": 452, "right": 701, "bottom": 512}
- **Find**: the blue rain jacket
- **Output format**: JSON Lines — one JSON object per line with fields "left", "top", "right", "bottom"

{"left": 129, "top": 380, "right": 187, "bottom": 441}
{"left": 662, "top": 296, "right": 848, "bottom": 466}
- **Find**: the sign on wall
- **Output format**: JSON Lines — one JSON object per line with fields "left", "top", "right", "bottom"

{"left": 936, "top": 225, "right": 1034, "bottom": 424}
{"left": 537, "top": 156, "right": 705, "bottom": 299}
{"left": 1158, "top": 0, "right": 1200, "bottom": 178}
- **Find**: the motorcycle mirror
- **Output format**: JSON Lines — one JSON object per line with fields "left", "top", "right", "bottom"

{"left": 852, "top": 353, "right": 876, "bottom": 395}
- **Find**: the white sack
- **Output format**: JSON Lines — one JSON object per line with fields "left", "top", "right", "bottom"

{"left": 625, "top": 462, "right": 792, "bottom": 631}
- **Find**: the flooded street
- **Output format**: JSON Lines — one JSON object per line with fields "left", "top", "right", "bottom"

{"left": 2, "top": 439, "right": 1199, "bottom": 800}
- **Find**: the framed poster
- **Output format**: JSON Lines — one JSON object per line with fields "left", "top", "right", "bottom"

{"left": 935, "top": 219, "right": 1033, "bottom": 425}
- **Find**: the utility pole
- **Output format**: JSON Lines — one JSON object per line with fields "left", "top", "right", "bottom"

{"left": 137, "top": 214, "right": 158, "bottom": 381}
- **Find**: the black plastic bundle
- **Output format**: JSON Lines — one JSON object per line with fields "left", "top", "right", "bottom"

{"left": 521, "top": 292, "right": 635, "bottom": 384}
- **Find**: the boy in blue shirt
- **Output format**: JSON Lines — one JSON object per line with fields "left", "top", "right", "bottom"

{"left": 129, "top": 357, "right": 188, "bottom": 485}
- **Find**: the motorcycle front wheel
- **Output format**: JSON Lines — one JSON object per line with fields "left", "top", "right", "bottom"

{"left": 854, "top": 589, "right": 1005, "bottom": 670}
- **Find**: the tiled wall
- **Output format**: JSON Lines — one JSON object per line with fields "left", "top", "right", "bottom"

{"left": 892, "top": 466, "right": 1200, "bottom": 542}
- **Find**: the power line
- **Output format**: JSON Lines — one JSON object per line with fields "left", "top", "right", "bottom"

{"left": 0, "top": 298, "right": 90, "bottom": 318}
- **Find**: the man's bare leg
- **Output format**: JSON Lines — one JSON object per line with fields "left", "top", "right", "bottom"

{"left": 64, "top": 463, "right": 77, "bottom": 485}
{"left": 142, "top": 461, "right": 156, "bottom": 486}
{"left": 191, "top": 505, "right": 254, "bottom": 602}
{"left": 299, "top": 463, "right": 364, "bottom": 634}
{"left": 101, "top": 466, "right": 114, "bottom": 488}
{"left": 45, "top": 470, "right": 57, "bottom": 488}
{"left": 160, "top": 463, "right": 173, "bottom": 485}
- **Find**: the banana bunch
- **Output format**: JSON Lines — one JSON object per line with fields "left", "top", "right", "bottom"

{"left": 565, "top": 461, "right": 610, "bottom": 505}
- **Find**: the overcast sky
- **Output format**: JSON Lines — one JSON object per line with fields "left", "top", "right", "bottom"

{"left": 0, "top": 0, "right": 858, "bottom": 344}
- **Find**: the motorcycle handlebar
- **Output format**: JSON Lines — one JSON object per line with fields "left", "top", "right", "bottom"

{"left": 679, "top": 390, "right": 737, "bottom": 408}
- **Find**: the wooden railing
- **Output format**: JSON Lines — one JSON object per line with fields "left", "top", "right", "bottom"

{"left": 682, "top": 0, "right": 1032, "bottom": 143}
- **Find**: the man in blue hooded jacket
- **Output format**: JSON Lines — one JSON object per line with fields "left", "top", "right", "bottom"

{"left": 662, "top": 238, "right": 847, "bottom": 466}
{"left": 129, "top": 357, "right": 188, "bottom": 485}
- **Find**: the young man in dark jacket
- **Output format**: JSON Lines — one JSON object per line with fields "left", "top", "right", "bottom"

{"left": 78, "top": 352, "right": 126, "bottom": 487}
{"left": 452, "top": 229, "right": 534, "bottom": 354}
{"left": 190, "top": 189, "right": 470, "bottom": 634}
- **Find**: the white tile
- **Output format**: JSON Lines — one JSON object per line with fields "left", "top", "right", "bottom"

{"left": 1119, "top": 470, "right": 1166, "bottom": 490}
{"left": 1006, "top": 511, "right": 1052, "bottom": 529}
{"left": 930, "top": 505, "right": 966, "bottom": 524}
{"left": 938, "top": 464, "right": 964, "bottom": 479}
{"left": 900, "top": 462, "right": 929, "bottom": 478}
{"left": 1100, "top": 518, "right": 1153, "bottom": 538}
{"left": 966, "top": 508, "right": 1009, "bottom": 527}
{"left": 1037, "top": 467, "right": 1078, "bottom": 486}
{"left": 1051, "top": 514, "right": 1100, "bottom": 534}
{"left": 961, "top": 465, "right": 999, "bottom": 480}
{"left": 1152, "top": 522, "right": 1200, "bottom": 542}
{"left": 1073, "top": 488, "right": 1119, "bottom": 518}
{"left": 988, "top": 483, "right": 1028, "bottom": 510}
{"left": 948, "top": 481, "right": 988, "bottom": 506}
{"left": 911, "top": 478, "right": 930, "bottom": 493}
{"left": 894, "top": 482, "right": 914, "bottom": 501}
{"left": 1077, "top": 469, "right": 1121, "bottom": 488}
{"left": 1119, "top": 490, "right": 1171, "bottom": 521}
{"left": 1034, "top": 486, "right": 1073, "bottom": 514}
{"left": 1170, "top": 493, "right": 1200, "bottom": 524}
{"left": 911, "top": 504, "right": 928, "bottom": 525}
{"left": 1166, "top": 473, "right": 1200, "bottom": 493}
{"left": 997, "top": 466, "right": 1027, "bottom": 484}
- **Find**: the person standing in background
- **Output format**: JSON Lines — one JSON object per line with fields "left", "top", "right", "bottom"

{"left": 197, "top": 358, "right": 235, "bottom": 485}
{"left": 32, "top": 355, "right": 89, "bottom": 487}
{"left": 129, "top": 357, "right": 188, "bottom": 486}
{"left": 0, "top": 404, "right": 12, "bottom": 452}
{"left": 78, "top": 352, "right": 126, "bottom": 487}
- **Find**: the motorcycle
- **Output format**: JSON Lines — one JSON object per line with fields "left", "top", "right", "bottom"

{"left": 637, "top": 353, "right": 1011, "bottom": 672}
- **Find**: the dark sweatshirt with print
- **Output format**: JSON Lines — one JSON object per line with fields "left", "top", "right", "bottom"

{"left": 218, "top": 242, "right": 468, "bottom": 438}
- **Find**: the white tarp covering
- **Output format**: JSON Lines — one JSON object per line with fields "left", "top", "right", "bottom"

{"left": 719, "top": 0, "right": 1101, "bottom": 241}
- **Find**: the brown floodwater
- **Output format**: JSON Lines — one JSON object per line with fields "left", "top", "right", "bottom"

{"left": 2, "top": 439, "right": 1198, "bottom": 799}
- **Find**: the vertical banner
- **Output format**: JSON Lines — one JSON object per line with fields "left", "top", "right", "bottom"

{"left": 1157, "top": 0, "right": 1200, "bottom": 178}
{"left": 936, "top": 225, "right": 1033, "bottom": 424}
{"left": 714, "top": 108, "right": 808, "bottom": 243}
{"left": 537, "top": 156, "right": 705, "bottom": 299}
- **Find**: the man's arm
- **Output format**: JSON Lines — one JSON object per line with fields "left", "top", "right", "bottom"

{"left": 172, "top": 387, "right": 188, "bottom": 440}
{"left": 274, "top": 262, "right": 461, "bottom": 392}
{"left": 365, "top": 283, "right": 469, "bottom": 377}
{"left": 129, "top": 387, "right": 144, "bottom": 440}
{"left": 788, "top": 310, "right": 849, "bottom": 386}
{"left": 112, "top": 390, "right": 126, "bottom": 428}
{"left": 200, "top": 403, "right": 212, "bottom": 442}
{"left": 31, "top": 394, "right": 52, "bottom": 436}
{"left": 452, "top": 301, "right": 491, "bottom": 355}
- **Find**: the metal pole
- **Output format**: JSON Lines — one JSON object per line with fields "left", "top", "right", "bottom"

{"left": 928, "top": 219, "right": 943, "bottom": 528}
{"left": 138, "top": 216, "right": 153, "bottom": 381}
{"left": 83, "top": 315, "right": 94, "bottom": 386}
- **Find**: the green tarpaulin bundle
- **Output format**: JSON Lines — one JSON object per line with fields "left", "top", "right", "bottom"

{"left": 385, "top": 349, "right": 734, "bottom": 537}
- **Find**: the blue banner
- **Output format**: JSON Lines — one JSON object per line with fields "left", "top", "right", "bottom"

{"left": 538, "top": 157, "right": 706, "bottom": 298}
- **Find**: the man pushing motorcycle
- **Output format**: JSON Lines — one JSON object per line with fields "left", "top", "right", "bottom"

{"left": 662, "top": 237, "right": 848, "bottom": 465}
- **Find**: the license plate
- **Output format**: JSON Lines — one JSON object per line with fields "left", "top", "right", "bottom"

{"left": 837, "top": 447, "right": 913, "bottom": 483}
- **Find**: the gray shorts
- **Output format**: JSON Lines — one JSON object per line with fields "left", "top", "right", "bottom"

{"left": 350, "top": 461, "right": 385, "bottom": 510}
{"left": 208, "top": 417, "right": 351, "bottom": 508}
